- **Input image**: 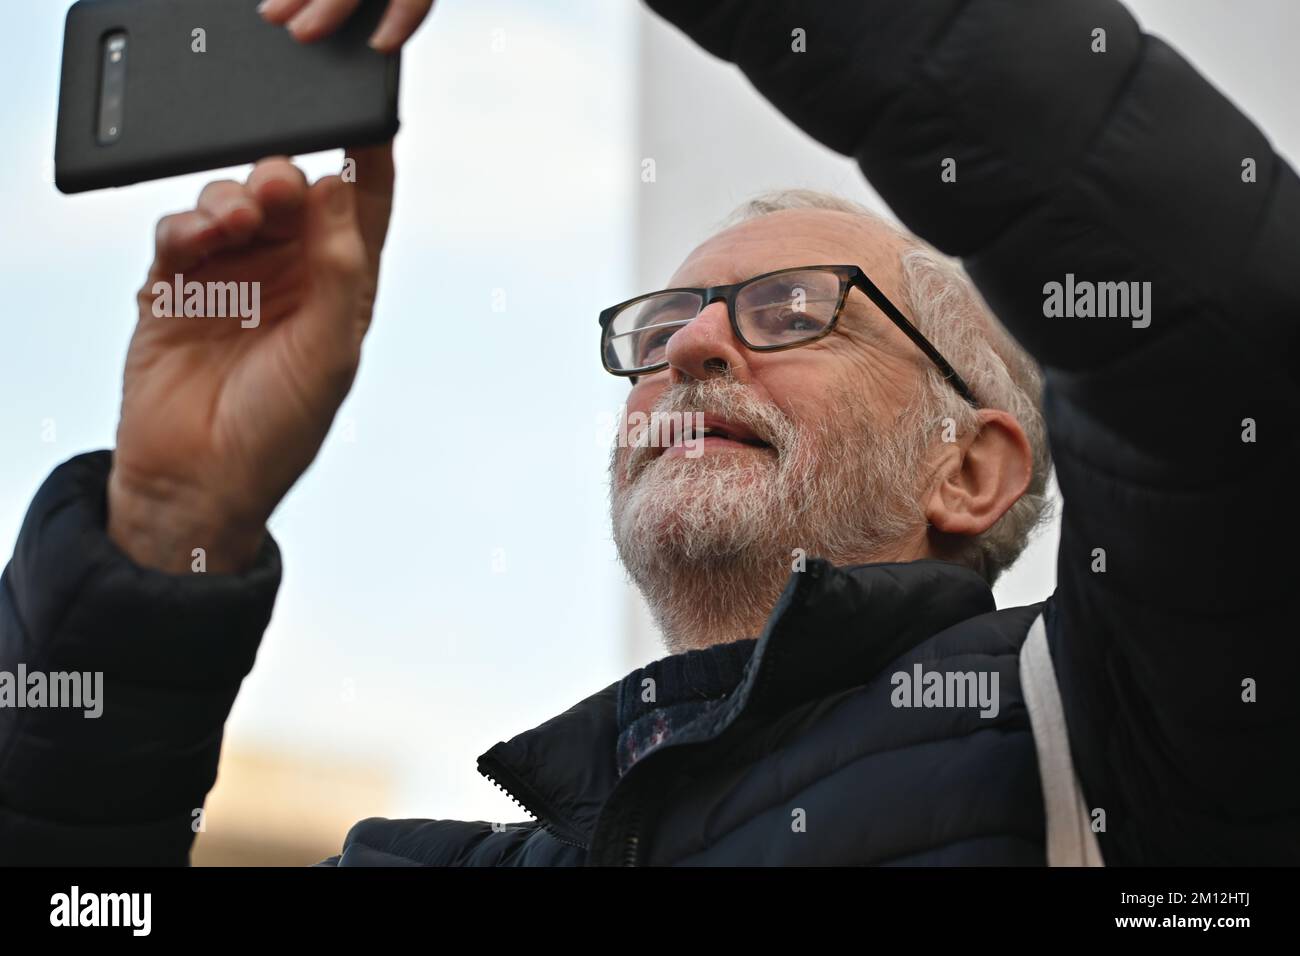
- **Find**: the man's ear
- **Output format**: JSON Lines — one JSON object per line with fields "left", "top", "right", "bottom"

{"left": 924, "top": 409, "right": 1032, "bottom": 538}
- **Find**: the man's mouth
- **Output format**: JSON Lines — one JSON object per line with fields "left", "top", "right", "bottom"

{"left": 659, "top": 413, "right": 774, "bottom": 459}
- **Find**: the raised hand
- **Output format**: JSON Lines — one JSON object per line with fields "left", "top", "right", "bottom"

{"left": 108, "top": 146, "right": 395, "bottom": 573}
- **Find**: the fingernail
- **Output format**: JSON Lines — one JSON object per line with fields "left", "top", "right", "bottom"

{"left": 369, "top": 21, "right": 400, "bottom": 51}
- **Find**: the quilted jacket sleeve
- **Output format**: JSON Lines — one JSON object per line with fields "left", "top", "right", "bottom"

{"left": 0, "top": 451, "right": 280, "bottom": 864}
{"left": 644, "top": 0, "right": 1299, "bottom": 862}
{"left": 319, "top": 817, "right": 586, "bottom": 866}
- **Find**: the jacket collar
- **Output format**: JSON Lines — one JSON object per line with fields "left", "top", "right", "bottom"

{"left": 476, "top": 558, "right": 994, "bottom": 847}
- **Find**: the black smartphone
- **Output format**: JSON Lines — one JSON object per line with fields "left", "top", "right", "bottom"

{"left": 54, "top": 0, "right": 401, "bottom": 194}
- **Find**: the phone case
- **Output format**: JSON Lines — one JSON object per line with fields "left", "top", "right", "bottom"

{"left": 55, "top": 0, "right": 401, "bottom": 193}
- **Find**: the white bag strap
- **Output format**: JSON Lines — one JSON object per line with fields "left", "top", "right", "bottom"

{"left": 1019, "top": 612, "right": 1104, "bottom": 866}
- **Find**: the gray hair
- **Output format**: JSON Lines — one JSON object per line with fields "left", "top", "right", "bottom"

{"left": 722, "top": 189, "right": 1053, "bottom": 586}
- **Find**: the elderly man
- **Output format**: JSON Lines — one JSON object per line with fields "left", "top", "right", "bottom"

{"left": 1, "top": 0, "right": 1295, "bottom": 866}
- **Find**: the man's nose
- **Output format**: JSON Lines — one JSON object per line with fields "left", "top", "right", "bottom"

{"left": 663, "top": 300, "right": 751, "bottom": 383}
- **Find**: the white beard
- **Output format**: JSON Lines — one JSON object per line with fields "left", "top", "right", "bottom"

{"left": 609, "top": 377, "right": 932, "bottom": 653}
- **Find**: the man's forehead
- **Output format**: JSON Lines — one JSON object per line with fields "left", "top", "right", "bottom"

{"left": 667, "top": 208, "right": 904, "bottom": 288}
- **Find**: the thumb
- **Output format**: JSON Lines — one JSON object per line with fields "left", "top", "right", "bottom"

{"left": 302, "top": 173, "right": 364, "bottom": 263}
{"left": 298, "top": 174, "right": 371, "bottom": 356}
{"left": 344, "top": 141, "right": 396, "bottom": 269}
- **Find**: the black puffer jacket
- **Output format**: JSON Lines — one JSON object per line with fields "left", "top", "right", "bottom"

{"left": 2, "top": 0, "right": 1297, "bottom": 865}
{"left": 333, "top": 558, "right": 1044, "bottom": 866}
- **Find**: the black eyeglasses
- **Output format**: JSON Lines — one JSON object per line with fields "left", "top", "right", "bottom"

{"left": 598, "top": 264, "right": 978, "bottom": 407}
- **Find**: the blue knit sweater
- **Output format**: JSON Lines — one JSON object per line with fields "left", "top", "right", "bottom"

{"left": 614, "top": 638, "right": 758, "bottom": 776}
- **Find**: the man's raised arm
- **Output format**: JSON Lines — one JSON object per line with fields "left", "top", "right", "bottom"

{"left": 645, "top": 0, "right": 1299, "bottom": 862}
{"left": 0, "top": 144, "right": 395, "bottom": 864}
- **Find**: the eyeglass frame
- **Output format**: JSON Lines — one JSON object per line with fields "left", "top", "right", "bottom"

{"left": 597, "top": 264, "right": 979, "bottom": 407}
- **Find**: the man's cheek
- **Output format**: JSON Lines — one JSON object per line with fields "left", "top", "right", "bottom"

{"left": 611, "top": 441, "right": 641, "bottom": 490}
{"left": 627, "top": 376, "right": 667, "bottom": 418}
